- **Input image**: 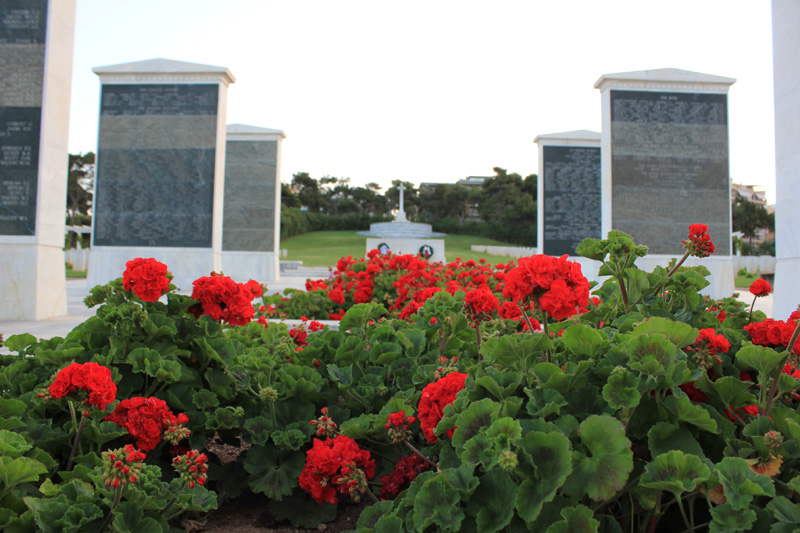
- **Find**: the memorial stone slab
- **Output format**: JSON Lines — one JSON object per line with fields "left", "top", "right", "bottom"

{"left": 88, "top": 59, "right": 234, "bottom": 292}
{"left": 221, "top": 124, "right": 285, "bottom": 282}
{"left": 0, "top": 0, "right": 75, "bottom": 320}
{"left": 595, "top": 68, "right": 736, "bottom": 299}
{"left": 534, "top": 131, "right": 601, "bottom": 256}
{"left": 772, "top": 1, "right": 800, "bottom": 319}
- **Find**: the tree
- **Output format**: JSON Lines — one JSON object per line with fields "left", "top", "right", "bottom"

{"left": 291, "top": 172, "right": 326, "bottom": 212}
{"left": 281, "top": 183, "right": 301, "bottom": 208}
{"left": 732, "top": 196, "right": 773, "bottom": 246}
{"left": 66, "top": 152, "right": 95, "bottom": 248}
{"left": 478, "top": 167, "right": 537, "bottom": 245}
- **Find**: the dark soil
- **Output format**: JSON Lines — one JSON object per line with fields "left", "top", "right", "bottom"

{"left": 176, "top": 492, "right": 369, "bottom": 533}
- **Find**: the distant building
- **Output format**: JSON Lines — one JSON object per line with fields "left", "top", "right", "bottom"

{"left": 457, "top": 176, "right": 490, "bottom": 187}
{"left": 731, "top": 182, "right": 774, "bottom": 244}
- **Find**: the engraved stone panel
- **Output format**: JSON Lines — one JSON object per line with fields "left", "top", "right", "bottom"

{"left": 100, "top": 84, "right": 218, "bottom": 116}
{"left": 93, "top": 148, "right": 215, "bottom": 247}
{"left": 0, "top": 0, "right": 47, "bottom": 236}
{"left": 542, "top": 146, "right": 601, "bottom": 256}
{"left": 0, "top": 0, "right": 47, "bottom": 44}
{"left": 222, "top": 140, "right": 277, "bottom": 251}
{"left": 93, "top": 83, "right": 219, "bottom": 248}
{"left": 0, "top": 106, "right": 40, "bottom": 235}
{"left": 610, "top": 90, "right": 730, "bottom": 254}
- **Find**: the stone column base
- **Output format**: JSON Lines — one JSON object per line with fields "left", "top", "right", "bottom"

{"left": 221, "top": 251, "right": 279, "bottom": 283}
{"left": 87, "top": 247, "right": 220, "bottom": 294}
{"left": 0, "top": 243, "right": 67, "bottom": 320}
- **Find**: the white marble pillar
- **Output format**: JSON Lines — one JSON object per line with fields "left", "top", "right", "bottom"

{"left": 772, "top": 0, "right": 800, "bottom": 319}
{"left": 0, "top": 0, "right": 76, "bottom": 320}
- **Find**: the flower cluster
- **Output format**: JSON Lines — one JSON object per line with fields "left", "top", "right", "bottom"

{"left": 744, "top": 314, "right": 800, "bottom": 353}
{"left": 463, "top": 287, "right": 499, "bottom": 326}
{"left": 173, "top": 450, "right": 209, "bottom": 488}
{"left": 122, "top": 257, "right": 171, "bottom": 302}
{"left": 309, "top": 407, "right": 337, "bottom": 437}
{"left": 385, "top": 410, "right": 416, "bottom": 444}
{"left": 379, "top": 454, "right": 431, "bottom": 500}
{"left": 750, "top": 279, "right": 772, "bottom": 298}
{"left": 49, "top": 362, "right": 117, "bottom": 411}
{"left": 682, "top": 224, "right": 715, "bottom": 258}
{"left": 502, "top": 255, "right": 590, "bottom": 320}
{"left": 689, "top": 328, "right": 731, "bottom": 368}
{"left": 104, "top": 397, "right": 190, "bottom": 452}
{"left": 101, "top": 444, "right": 147, "bottom": 487}
{"left": 298, "top": 435, "right": 375, "bottom": 504}
{"left": 189, "top": 273, "right": 263, "bottom": 326}
{"left": 418, "top": 372, "right": 468, "bottom": 443}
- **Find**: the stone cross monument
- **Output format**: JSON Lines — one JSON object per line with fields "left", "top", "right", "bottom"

{"left": 396, "top": 183, "right": 408, "bottom": 222}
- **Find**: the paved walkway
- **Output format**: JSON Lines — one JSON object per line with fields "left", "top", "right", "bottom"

{"left": 0, "top": 278, "right": 775, "bottom": 353}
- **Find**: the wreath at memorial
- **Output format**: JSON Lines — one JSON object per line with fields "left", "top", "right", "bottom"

{"left": 419, "top": 244, "right": 433, "bottom": 259}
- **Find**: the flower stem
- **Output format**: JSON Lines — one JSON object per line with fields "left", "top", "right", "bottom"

{"left": 66, "top": 412, "right": 87, "bottom": 471}
{"left": 667, "top": 250, "right": 691, "bottom": 278}
{"left": 749, "top": 296, "right": 757, "bottom": 324}
{"left": 404, "top": 441, "right": 436, "bottom": 468}
{"left": 474, "top": 322, "right": 481, "bottom": 355}
{"left": 97, "top": 483, "right": 123, "bottom": 533}
{"left": 763, "top": 320, "right": 800, "bottom": 417}
{"left": 518, "top": 302, "right": 536, "bottom": 334}
{"left": 364, "top": 486, "right": 380, "bottom": 504}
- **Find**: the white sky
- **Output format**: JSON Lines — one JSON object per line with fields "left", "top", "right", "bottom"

{"left": 67, "top": 0, "right": 777, "bottom": 203}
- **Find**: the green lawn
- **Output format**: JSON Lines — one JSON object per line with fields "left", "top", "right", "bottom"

{"left": 66, "top": 266, "right": 87, "bottom": 278}
{"left": 280, "top": 231, "right": 526, "bottom": 267}
{"left": 735, "top": 271, "right": 759, "bottom": 289}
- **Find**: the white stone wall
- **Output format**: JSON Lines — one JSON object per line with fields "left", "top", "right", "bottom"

{"left": 772, "top": 0, "right": 800, "bottom": 319}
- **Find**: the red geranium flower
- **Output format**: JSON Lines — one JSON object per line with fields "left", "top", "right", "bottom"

{"left": 299, "top": 435, "right": 375, "bottom": 504}
{"left": 104, "top": 397, "right": 189, "bottom": 452}
{"left": 122, "top": 258, "right": 170, "bottom": 302}
{"left": 49, "top": 362, "right": 117, "bottom": 411}
{"left": 749, "top": 278, "right": 772, "bottom": 298}
{"left": 379, "top": 454, "right": 432, "bottom": 500}
{"left": 682, "top": 224, "right": 715, "bottom": 258}
{"left": 463, "top": 287, "right": 499, "bottom": 325}
{"left": 329, "top": 289, "right": 345, "bottom": 305}
{"left": 189, "top": 273, "right": 261, "bottom": 326}
{"left": 173, "top": 450, "right": 209, "bottom": 488}
{"left": 418, "top": 372, "right": 468, "bottom": 443}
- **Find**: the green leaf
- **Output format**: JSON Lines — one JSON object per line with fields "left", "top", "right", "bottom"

{"left": 602, "top": 367, "right": 640, "bottom": 410}
{"left": 326, "top": 364, "right": 353, "bottom": 386}
{"left": 640, "top": 450, "right": 710, "bottom": 497}
{"left": 355, "top": 500, "right": 395, "bottom": 531}
{"left": 516, "top": 431, "right": 572, "bottom": 523}
{"left": 570, "top": 415, "right": 633, "bottom": 502}
{"left": 647, "top": 422, "right": 705, "bottom": 458}
{"left": 396, "top": 329, "right": 426, "bottom": 358}
{"left": 768, "top": 496, "right": 800, "bottom": 524}
{"left": 482, "top": 334, "right": 553, "bottom": 370}
{"left": 0, "top": 431, "right": 31, "bottom": 457}
{"left": 736, "top": 344, "right": 787, "bottom": 377}
{"left": 271, "top": 429, "right": 307, "bottom": 451}
{"left": 630, "top": 317, "right": 698, "bottom": 349}
{"left": 623, "top": 334, "right": 676, "bottom": 377}
{"left": 0, "top": 456, "right": 46, "bottom": 492}
{"left": 525, "top": 388, "right": 568, "bottom": 419}
{"left": 665, "top": 394, "right": 718, "bottom": 433}
{"left": 339, "top": 302, "right": 387, "bottom": 331}
{"left": 450, "top": 398, "right": 501, "bottom": 448}
{"left": 413, "top": 477, "right": 464, "bottom": 532}
{"left": 243, "top": 446, "right": 304, "bottom": 499}
{"left": 23, "top": 496, "right": 103, "bottom": 533}
{"left": 560, "top": 324, "right": 608, "bottom": 359}
{"left": 3, "top": 334, "right": 37, "bottom": 354}
{"left": 0, "top": 400, "right": 27, "bottom": 418}
{"left": 466, "top": 469, "right": 516, "bottom": 533}
{"left": 243, "top": 416, "right": 274, "bottom": 447}
{"left": 696, "top": 375, "right": 757, "bottom": 411}
{"left": 714, "top": 457, "right": 775, "bottom": 511}
{"left": 192, "top": 389, "right": 220, "bottom": 410}
{"left": 709, "top": 503, "right": 757, "bottom": 533}
{"left": 546, "top": 504, "right": 599, "bottom": 533}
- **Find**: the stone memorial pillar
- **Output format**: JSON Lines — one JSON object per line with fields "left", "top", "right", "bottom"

{"left": 595, "top": 68, "right": 736, "bottom": 299}
{"left": 221, "top": 124, "right": 285, "bottom": 283}
{"left": 0, "top": 0, "right": 76, "bottom": 320}
{"left": 534, "top": 130, "right": 602, "bottom": 281}
{"left": 88, "top": 59, "right": 234, "bottom": 292}
{"left": 772, "top": 0, "right": 800, "bottom": 319}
